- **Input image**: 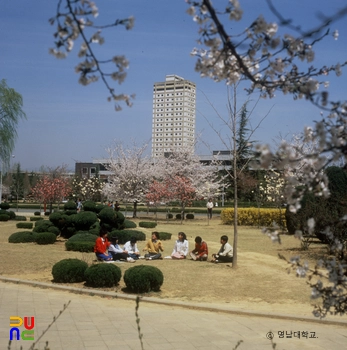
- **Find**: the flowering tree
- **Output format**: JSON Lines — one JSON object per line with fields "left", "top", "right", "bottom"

{"left": 145, "top": 180, "right": 170, "bottom": 206}
{"left": 102, "top": 142, "right": 159, "bottom": 217}
{"left": 72, "top": 176, "right": 102, "bottom": 201}
{"left": 185, "top": 0, "right": 347, "bottom": 316}
{"left": 32, "top": 176, "right": 71, "bottom": 213}
{"left": 258, "top": 170, "right": 285, "bottom": 205}
{"left": 157, "top": 147, "right": 224, "bottom": 220}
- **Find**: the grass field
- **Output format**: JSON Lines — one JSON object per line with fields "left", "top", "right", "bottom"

{"left": 0, "top": 216, "right": 332, "bottom": 318}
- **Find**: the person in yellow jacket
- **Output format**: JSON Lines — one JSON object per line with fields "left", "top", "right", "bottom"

{"left": 143, "top": 231, "right": 164, "bottom": 260}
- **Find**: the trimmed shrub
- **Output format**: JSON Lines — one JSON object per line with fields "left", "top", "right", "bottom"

{"left": 0, "top": 202, "right": 10, "bottom": 210}
{"left": 186, "top": 213, "right": 195, "bottom": 220}
{"left": 64, "top": 200, "right": 77, "bottom": 211}
{"left": 16, "top": 222, "right": 33, "bottom": 229}
{"left": 35, "top": 232, "right": 56, "bottom": 245}
{"left": 74, "top": 211, "right": 98, "bottom": 231}
{"left": 95, "top": 204, "right": 107, "bottom": 213}
{"left": 124, "top": 265, "right": 164, "bottom": 293}
{"left": 175, "top": 214, "right": 182, "bottom": 220}
{"left": 65, "top": 232, "right": 97, "bottom": 252}
{"left": 221, "top": 207, "right": 287, "bottom": 228}
{"left": 49, "top": 212, "right": 67, "bottom": 231}
{"left": 123, "top": 220, "right": 137, "bottom": 229}
{"left": 65, "top": 209, "right": 77, "bottom": 216}
{"left": 89, "top": 221, "right": 100, "bottom": 236}
{"left": 30, "top": 216, "right": 44, "bottom": 222}
{"left": 33, "top": 220, "right": 54, "bottom": 233}
{"left": 52, "top": 259, "right": 88, "bottom": 283}
{"left": 98, "top": 208, "right": 125, "bottom": 230}
{"left": 0, "top": 214, "right": 10, "bottom": 221}
{"left": 109, "top": 230, "right": 146, "bottom": 244}
{"left": 44, "top": 211, "right": 50, "bottom": 216}
{"left": 98, "top": 207, "right": 116, "bottom": 224}
{"left": 83, "top": 201, "right": 97, "bottom": 212}
{"left": 166, "top": 213, "right": 173, "bottom": 219}
{"left": 13, "top": 216, "right": 27, "bottom": 221}
{"left": 63, "top": 226, "right": 77, "bottom": 239}
{"left": 48, "top": 226, "right": 60, "bottom": 236}
{"left": 6, "top": 211, "right": 16, "bottom": 220}
{"left": 8, "top": 231, "right": 36, "bottom": 243}
{"left": 84, "top": 264, "right": 122, "bottom": 288}
{"left": 139, "top": 221, "right": 157, "bottom": 229}
{"left": 158, "top": 232, "right": 172, "bottom": 240}
{"left": 34, "top": 211, "right": 41, "bottom": 216}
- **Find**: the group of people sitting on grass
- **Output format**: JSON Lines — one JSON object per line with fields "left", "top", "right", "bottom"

{"left": 94, "top": 228, "right": 233, "bottom": 264}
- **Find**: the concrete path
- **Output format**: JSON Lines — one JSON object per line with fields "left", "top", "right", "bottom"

{"left": 1, "top": 280, "right": 346, "bottom": 350}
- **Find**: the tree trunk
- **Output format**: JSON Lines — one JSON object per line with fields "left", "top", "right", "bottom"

{"left": 232, "top": 85, "right": 238, "bottom": 269}
{"left": 133, "top": 200, "right": 138, "bottom": 218}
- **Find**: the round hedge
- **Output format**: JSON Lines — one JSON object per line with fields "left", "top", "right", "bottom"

{"left": 89, "top": 221, "right": 100, "bottom": 236}
{"left": 0, "top": 202, "right": 10, "bottom": 210}
{"left": 98, "top": 207, "right": 118, "bottom": 225}
{"left": 74, "top": 211, "right": 98, "bottom": 231}
{"left": 124, "top": 265, "right": 164, "bottom": 293}
{"left": 0, "top": 214, "right": 10, "bottom": 221}
{"left": 3, "top": 210, "right": 16, "bottom": 220}
{"left": 65, "top": 232, "right": 97, "bottom": 252}
{"left": 186, "top": 213, "right": 195, "bottom": 219}
{"left": 64, "top": 200, "right": 77, "bottom": 211}
{"left": 84, "top": 263, "right": 122, "bottom": 287}
{"left": 30, "top": 216, "right": 44, "bottom": 222}
{"left": 83, "top": 201, "right": 97, "bottom": 212}
{"left": 95, "top": 204, "right": 107, "bottom": 213}
{"left": 49, "top": 212, "right": 67, "bottom": 230}
{"left": 34, "top": 211, "right": 41, "bottom": 216}
{"left": 14, "top": 216, "right": 27, "bottom": 221}
{"left": 166, "top": 213, "right": 173, "bottom": 219}
{"left": 139, "top": 221, "right": 157, "bottom": 229}
{"left": 109, "top": 230, "right": 146, "bottom": 244}
{"left": 123, "top": 220, "right": 137, "bottom": 229}
{"left": 52, "top": 259, "right": 88, "bottom": 283}
{"left": 158, "top": 232, "right": 172, "bottom": 240}
{"left": 8, "top": 231, "right": 36, "bottom": 243}
{"left": 33, "top": 220, "right": 54, "bottom": 233}
{"left": 35, "top": 232, "right": 57, "bottom": 245}
{"left": 65, "top": 209, "right": 77, "bottom": 216}
{"left": 16, "top": 222, "right": 33, "bottom": 229}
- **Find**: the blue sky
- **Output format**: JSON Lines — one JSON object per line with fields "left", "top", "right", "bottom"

{"left": 1, "top": 0, "right": 347, "bottom": 171}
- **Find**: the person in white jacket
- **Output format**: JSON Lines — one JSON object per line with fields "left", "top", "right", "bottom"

{"left": 123, "top": 237, "right": 140, "bottom": 260}
{"left": 171, "top": 232, "right": 189, "bottom": 259}
{"left": 211, "top": 235, "right": 233, "bottom": 263}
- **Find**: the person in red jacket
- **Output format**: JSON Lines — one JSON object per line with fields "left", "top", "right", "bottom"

{"left": 189, "top": 236, "right": 208, "bottom": 261}
{"left": 94, "top": 228, "right": 112, "bottom": 261}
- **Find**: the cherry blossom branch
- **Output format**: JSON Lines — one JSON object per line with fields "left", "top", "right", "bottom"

{"left": 49, "top": 0, "right": 135, "bottom": 111}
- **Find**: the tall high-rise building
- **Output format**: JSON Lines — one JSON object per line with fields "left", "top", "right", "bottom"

{"left": 151, "top": 75, "right": 196, "bottom": 158}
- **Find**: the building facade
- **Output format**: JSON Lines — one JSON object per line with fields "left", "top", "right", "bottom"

{"left": 151, "top": 75, "right": 196, "bottom": 158}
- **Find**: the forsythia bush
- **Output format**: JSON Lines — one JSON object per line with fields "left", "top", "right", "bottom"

{"left": 221, "top": 207, "right": 286, "bottom": 228}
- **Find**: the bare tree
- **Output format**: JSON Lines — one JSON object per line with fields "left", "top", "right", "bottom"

{"left": 199, "top": 85, "right": 270, "bottom": 267}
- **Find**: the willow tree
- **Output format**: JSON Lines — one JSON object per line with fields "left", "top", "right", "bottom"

{"left": 0, "top": 79, "right": 26, "bottom": 166}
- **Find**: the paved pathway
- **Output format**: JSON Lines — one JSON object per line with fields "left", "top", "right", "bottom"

{"left": 1, "top": 280, "right": 346, "bottom": 350}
